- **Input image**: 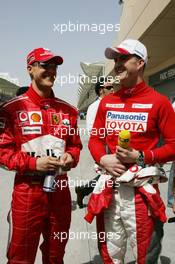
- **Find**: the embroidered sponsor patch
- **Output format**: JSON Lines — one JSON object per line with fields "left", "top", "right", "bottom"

{"left": 106, "top": 111, "right": 148, "bottom": 132}
{"left": 132, "top": 104, "right": 153, "bottom": 109}
{"left": 51, "top": 113, "right": 61, "bottom": 125}
{"left": 62, "top": 118, "right": 70, "bottom": 126}
{"left": 49, "top": 112, "right": 70, "bottom": 127}
{"left": 61, "top": 113, "right": 70, "bottom": 126}
{"left": 106, "top": 103, "right": 125, "bottom": 108}
{"left": 22, "top": 126, "right": 42, "bottom": 135}
{"left": 18, "top": 111, "right": 29, "bottom": 122}
{"left": 28, "top": 111, "right": 43, "bottom": 125}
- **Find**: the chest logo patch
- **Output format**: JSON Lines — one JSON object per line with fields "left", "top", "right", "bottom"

{"left": 106, "top": 103, "right": 125, "bottom": 108}
{"left": 52, "top": 113, "right": 60, "bottom": 125}
{"left": 18, "top": 111, "right": 29, "bottom": 122}
{"left": 62, "top": 118, "right": 70, "bottom": 126}
{"left": 106, "top": 111, "right": 148, "bottom": 132}
{"left": 132, "top": 103, "right": 153, "bottom": 109}
{"left": 31, "top": 113, "right": 41, "bottom": 122}
{"left": 29, "top": 111, "right": 43, "bottom": 125}
{"left": 22, "top": 126, "right": 42, "bottom": 135}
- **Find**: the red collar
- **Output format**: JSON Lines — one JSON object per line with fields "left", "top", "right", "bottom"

{"left": 116, "top": 81, "right": 148, "bottom": 97}
{"left": 26, "top": 84, "right": 55, "bottom": 108}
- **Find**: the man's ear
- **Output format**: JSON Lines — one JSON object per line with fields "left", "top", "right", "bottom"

{"left": 27, "top": 65, "right": 34, "bottom": 79}
{"left": 27, "top": 65, "right": 32, "bottom": 74}
{"left": 138, "top": 59, "right": 145, "bottom": 71}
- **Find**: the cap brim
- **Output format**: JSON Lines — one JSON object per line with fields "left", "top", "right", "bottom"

{"left": 105, "top": 47, "right": 130, "bottom": 59}
{"left": 42, "top": 55, "right": 63, "bottom": 65}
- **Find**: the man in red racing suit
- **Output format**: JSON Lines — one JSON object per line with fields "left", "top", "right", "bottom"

{"left": 0, "top": 47, "right": 82, "bottom": 264}
{"left": 88, "top": 39, "right": 175, "bottom": 264}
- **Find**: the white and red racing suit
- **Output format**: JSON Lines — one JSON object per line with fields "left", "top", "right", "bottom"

{"left": 0, "top": 85, "right": 82, "bottom": 264}
{"left": 88, "top": 81, "right": 175, "bottom": 264}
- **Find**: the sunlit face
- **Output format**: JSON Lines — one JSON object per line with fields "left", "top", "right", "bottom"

{"left": 27, "top": 60, "right": 58, "bottom": 89}
{"left": 114, "top": 54, "right": 144, "bottom": 87}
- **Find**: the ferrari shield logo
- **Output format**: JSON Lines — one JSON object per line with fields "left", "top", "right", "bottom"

{"left": 52, "top": 113, "right": 60, "bottom": 125}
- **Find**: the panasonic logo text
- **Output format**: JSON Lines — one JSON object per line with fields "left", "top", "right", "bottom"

{"left": 106, "top": 111, "right": 148, "bottom": 132}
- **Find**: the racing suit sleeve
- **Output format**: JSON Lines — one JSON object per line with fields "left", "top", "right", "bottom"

{"left": 0, "top": 108, "right": 36, "bottom": 173}
{"left": 65, "top": 115, "right": 82, "bottom": 167}
{"left": 88, "top": 100, "right": 106, "bottom": 164}
{"left": 144, "top": 97, "right": 175, "bottom": 164}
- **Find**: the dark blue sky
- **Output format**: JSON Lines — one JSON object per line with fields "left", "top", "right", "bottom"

{"left": 0, "top": 0, "right": 122, "bottom": 105}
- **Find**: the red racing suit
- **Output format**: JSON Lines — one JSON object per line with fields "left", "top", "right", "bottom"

{"left": 88, "top": 81, "right": 175, "bottom": 264}
{"left": 0, "top": 85, "right": 82, "bottom": 264}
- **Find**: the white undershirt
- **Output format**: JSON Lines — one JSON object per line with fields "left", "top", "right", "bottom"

{"left": 86, "top": 97, "right": 101, "bottom": 133}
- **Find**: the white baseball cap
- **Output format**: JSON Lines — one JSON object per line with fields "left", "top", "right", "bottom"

{"left": 105, "top": 39, "right": 148, "bottom": 63}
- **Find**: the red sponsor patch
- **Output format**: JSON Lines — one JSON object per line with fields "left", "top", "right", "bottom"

{"left": 50, "top": 112, "right": 69, "bottom": 126}
{"left": 31, "top": 113, "right": 41, "bottom": 122}
{"left": 18, "top": 111, "right": 29, "bottom": 122}
{"left": 51, "top": 113, "right": 61, "bottom": 125}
